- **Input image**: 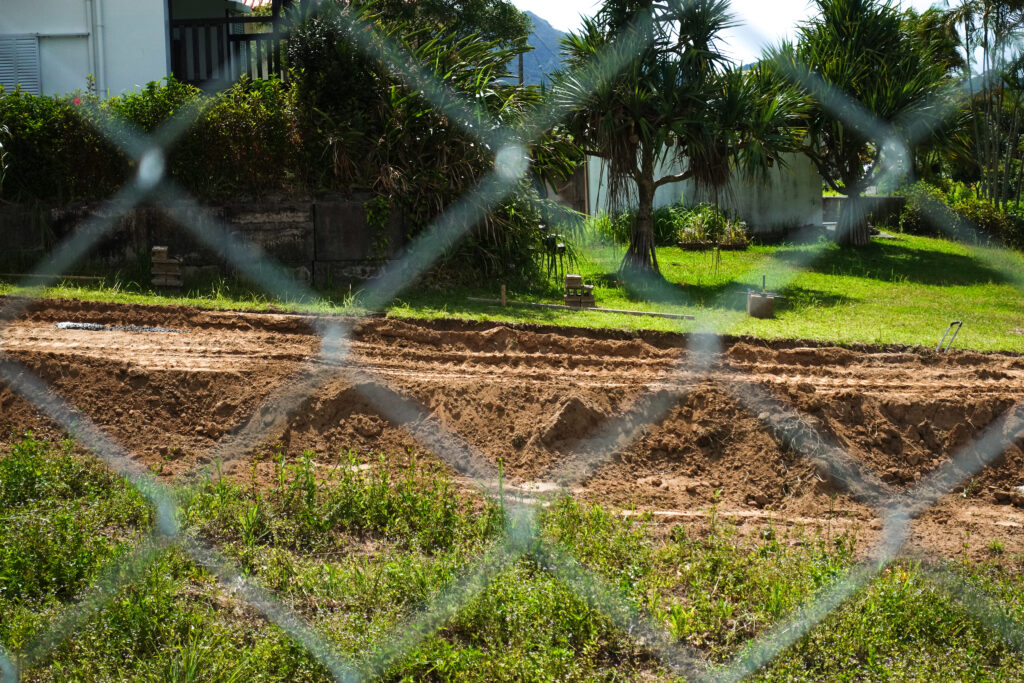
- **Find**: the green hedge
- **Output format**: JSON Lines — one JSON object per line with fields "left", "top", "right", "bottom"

{"left": 897, "top": 181, "right": 1024, "bottom": 250}
{"left": 0, "top": 77, "right": 299, "bottom": 203}
{"left": 0, "top": 88, "right": 123, "bottom": 202}
{"left": 0, "top": 74, "right": 574, "bottom": 282}
{"left": 0, "top": 5, "right": 582, "bottom": 283}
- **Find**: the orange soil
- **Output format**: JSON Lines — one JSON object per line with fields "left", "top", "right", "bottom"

{"left": 1, "top": 297, "right": 1022, "bottom": 562}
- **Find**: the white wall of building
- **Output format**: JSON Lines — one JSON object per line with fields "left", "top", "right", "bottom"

{"left": 39, "top": 35, "right": 93, "bottom": 94}
{"left": 0, "top": 0, "right": 169, "bottom": 96}
{"left": 587, "top": 152, "right": 823, "bottom": 233}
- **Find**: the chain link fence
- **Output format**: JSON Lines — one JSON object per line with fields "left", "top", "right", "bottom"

{"left": 1, "top": 0, "right": 1023, "bottom": 680}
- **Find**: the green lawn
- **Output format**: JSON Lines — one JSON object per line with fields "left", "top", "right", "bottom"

{"left": 2, "top": 436, "right": 1023, "bottom": 680}
{"left": 393, "top": 234, "right": 1024, "bottom": 352}
{"left": 2, "top": 233, "right": 1023, "bottom": 352}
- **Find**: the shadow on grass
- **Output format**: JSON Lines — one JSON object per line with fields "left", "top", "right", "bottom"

{"left": 776, "top": 286, "right": 855, "bottom": 310}
{"left": 773, "top": 240, "right": 1009, "bottom": 286}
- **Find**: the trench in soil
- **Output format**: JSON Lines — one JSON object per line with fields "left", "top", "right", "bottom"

{"left": 1, "top": 297, "right": 1023, "bottom": 562}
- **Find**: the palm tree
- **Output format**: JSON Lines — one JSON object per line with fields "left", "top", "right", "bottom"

{"left": 555, "top": 0, "right": 804, "bottom": 278}
{"left": 772, "top": 0, "right": 951, "bottom": 246}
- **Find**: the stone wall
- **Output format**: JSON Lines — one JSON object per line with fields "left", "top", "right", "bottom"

{"left": 822, "top": 195, "right": 907, "bottom": 227}
{"left": 0, "top": 197, "right": 405, "bottom": 289}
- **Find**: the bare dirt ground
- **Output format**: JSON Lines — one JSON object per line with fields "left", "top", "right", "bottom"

{"left": 1, "top": 297, "right": 1023, "bottom": 562}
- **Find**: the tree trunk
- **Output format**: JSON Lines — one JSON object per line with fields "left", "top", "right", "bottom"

{"left": 836, "top": 192, "right": 871, "bottom": 247}
{"left": 619, "top": 176, "right": 660, "bottom": 277}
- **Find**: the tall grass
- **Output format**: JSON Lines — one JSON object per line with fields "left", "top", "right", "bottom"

{"left": 2, "top": 435, "right": 1022, "bottom": 680}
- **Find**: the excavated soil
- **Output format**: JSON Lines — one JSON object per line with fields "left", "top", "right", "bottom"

{"left": 1, "top": 297, "right": 1023, "bottom": 562}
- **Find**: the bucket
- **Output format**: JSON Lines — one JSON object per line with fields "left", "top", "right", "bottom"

{"left": 747, "top": 292, "right": 775, "bottom": 319}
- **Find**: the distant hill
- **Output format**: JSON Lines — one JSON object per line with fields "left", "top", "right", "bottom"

{"left": 522, "top": 11, "right": 566, "bottom": 86}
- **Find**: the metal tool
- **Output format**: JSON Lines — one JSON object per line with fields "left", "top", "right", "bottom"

{"left": 937, "top": 320, "right": 963, "bottom": 352}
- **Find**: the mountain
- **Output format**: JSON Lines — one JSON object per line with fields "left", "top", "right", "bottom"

{"left": 521, "top": 11, "right": 566, "bottom": 86}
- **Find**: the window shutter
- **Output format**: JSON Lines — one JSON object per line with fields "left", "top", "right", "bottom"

{"left": 0, "top": 36, "right": 42, "bottom": 95}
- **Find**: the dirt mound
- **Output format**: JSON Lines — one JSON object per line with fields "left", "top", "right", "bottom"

{"left": 3, "top": 297, "right": 1024, "bottom": 560}
{"left": 535, "top": 395, "right": 608, "bottom": 450}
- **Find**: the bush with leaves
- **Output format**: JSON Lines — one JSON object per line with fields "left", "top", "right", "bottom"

{"left": 678, "top": 203, "right": 748, "bottom": 245}
{"left": 1, "top": 1, "right": 582, "bottom": 282}
{"left": 0, "top": 77, "right": 302, "bottom": 203}
{"left": 897, "top": 180, "right": 1024, "bottom": 249}
{"left": 0, "top": 87, "right": 124, "bottom": 202}
{"left": 591, "top": 201, "right": 747, "bottom": 248}
{"left": 181, "top": 78, "right": 300, "bottom": 198}
{"left": 287, "top": 0, "right": 581, "bottom": 281}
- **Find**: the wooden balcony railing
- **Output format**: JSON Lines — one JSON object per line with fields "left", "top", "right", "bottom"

{"left": 170, "top": 15, "right": 286, "bottom": 87}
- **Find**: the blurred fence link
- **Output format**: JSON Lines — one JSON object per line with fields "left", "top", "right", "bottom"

{"left": 1, "top": 0, "right": 1023, "bottom": 680}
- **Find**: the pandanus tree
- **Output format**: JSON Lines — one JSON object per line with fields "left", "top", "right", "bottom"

{"left": 554, "top": 0, "right": 805, "bottom": 278}
{"left": 770, "top": 0, "right": 951, "bottom": 246}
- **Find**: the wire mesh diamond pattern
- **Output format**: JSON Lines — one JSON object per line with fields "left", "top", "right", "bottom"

{"left": 1, "top": 0, "right": 1023, "bottom": 680}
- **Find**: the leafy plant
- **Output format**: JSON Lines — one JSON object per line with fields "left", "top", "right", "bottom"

{"left": 678, "top": 202, "right": 748, "bottom": 245}
{"left": 0, "top": 123, "right": 9, "bottom": 197}
{"left": 897, "top": 179, "right": 1024, "bottom": 248}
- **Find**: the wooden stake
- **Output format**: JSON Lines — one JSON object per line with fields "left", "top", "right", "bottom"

{"left": 500, "top": 285, "right": 507, "bottom": 306}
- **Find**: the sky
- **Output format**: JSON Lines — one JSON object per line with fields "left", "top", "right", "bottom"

{"left": 512, "top": 0, "right": 939, "bottom": 64}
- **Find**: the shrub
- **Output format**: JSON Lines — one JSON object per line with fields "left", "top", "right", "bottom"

{"left": 0, "top": 87, "right": 125, "bottom": 202}
{"left": 678, "top": 203, "right": 748, "bottom": 245}
{"left": 0, "top": 77, "right": 300, "bottom": 203}
{"left": 178, "top": 77, "right": 300, "bottom": 198}
{"left": 587, "top": 202, "right": 748, "bottom": 248}
{"left": 0, "top": 7, "right": 581, "bottom": 282}
{"left": 285, "top": 1, "right": 580, "bottom": 281}
{"left": 105, "top": 77, "right": 202, "bottom": 133}
{"left": 898, "top": 180, "right": 1024, "bottom": 249}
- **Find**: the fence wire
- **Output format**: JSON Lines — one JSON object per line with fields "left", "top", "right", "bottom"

{"left": 1, "top": 0, "right": 1024, "bottom": 680}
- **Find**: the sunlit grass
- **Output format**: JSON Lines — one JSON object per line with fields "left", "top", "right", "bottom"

{"left": 3, "top": 232, "right": 1023, "bottom": 351}
{"left": 394, "top": 233, "right": 1024, "bottom": 351}
{"left": 2, "top": 436, "right": 1023, "bottom": 680}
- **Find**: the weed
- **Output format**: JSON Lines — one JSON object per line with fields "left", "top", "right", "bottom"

{"left": 4, "top": 436, "right": 1024, "bottom": 680}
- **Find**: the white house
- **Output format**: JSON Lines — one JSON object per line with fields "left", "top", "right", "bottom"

{"left": 584, "top": 152, "right": 823, "bottom": 234}
{"left": 0, "top": 0, "right": 285, "bottom": 97}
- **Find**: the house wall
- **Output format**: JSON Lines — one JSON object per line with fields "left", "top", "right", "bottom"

{"left": 0, "top": 0, "right": 169, "bottom": 96}
{"left": 587, "top": 152, "right": 823, "bottom": 236}
{"left": 102, "top": 0, "right": 170, "bottom": 95}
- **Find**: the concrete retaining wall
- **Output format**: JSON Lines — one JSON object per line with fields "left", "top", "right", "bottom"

{"left": 0, "top": 197, "right": 406, "bottom": 289}
{"left": 822, "top": 195, "right": 906, "bottom": 227}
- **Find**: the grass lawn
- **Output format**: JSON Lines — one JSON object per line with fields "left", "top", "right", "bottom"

{"left": 393, "top": 233, "right": 1024, "bottom": 352}
{"left": 2, "top": 233, "right": 1023, "bottom": 352}
{"left": 2, "top": 435, "right": 1023, "bottom": 680}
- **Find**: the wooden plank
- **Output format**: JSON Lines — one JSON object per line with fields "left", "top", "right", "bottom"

{"left": 204, "top": 25, "right": 214, "bottom": 81}
{"left": 191, "top": 26, "right": 200, "bottom": 82}
{"left": 466, "top": 298, "right": 695, "bottom": 320}
{"left": 0, "top": 273, "right": 105, "bottom": 282}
